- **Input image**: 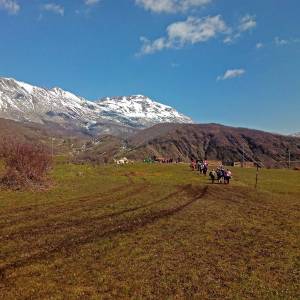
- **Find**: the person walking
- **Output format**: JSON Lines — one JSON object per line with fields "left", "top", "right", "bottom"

{"left": 226, "top": 169, "right": 232, "bottom": 184}
{"left": 203, "top": 164, "right": 208, "bottom": 176}
{"left": 209, "top": 169, "right": 217, "bottom": 184}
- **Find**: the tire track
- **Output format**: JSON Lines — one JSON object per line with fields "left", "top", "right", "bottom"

{"left": 0, "top": 185, "right": 208, "bottom": 280}
{"left": 1, "top": 185, "right": 190, "bottom": 242}
{"left": 1, "top": 184, "right": 128, "bottom": 218}
{"left": 0, "top": 183, "right": 150, "bottom": 228}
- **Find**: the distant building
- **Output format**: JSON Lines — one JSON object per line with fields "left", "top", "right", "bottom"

{"left": 207, "top": 160, "right": 223, "bottom": 167}
{"left": 234, "top": 161, "right": 255, "bottom": 168}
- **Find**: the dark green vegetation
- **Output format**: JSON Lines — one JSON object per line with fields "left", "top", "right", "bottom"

{"left": 0, "top": 163, "right": 299, "bottom": 299}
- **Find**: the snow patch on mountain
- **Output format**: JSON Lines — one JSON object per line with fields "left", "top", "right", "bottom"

{"left": 97, "top": 95, "right": 192, "bottom": 127}
{"left": 15, "top": 79, "right": 35, "bottom": 94}
{"left": 0, "top": 77, "right": 193, "bottom": 135}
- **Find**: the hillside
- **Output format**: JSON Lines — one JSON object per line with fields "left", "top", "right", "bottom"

{"left": 2, "top": 118, "right": 300, "bottom": 167}
{"left": 123, "top": 123, "right": 300, "bottom": 166}
{"left": 0, "top": 118, "right": 87, "bottom": 154}
{"left": 75, "top": 135, "right": 124, "bottom": 164}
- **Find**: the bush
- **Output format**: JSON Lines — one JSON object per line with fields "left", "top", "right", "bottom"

{"left": 0, "top": 138, "right": 53, "bottom": 189}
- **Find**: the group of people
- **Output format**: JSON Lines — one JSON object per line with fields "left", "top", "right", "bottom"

{"left": 190, "top": 159, "right": 232, "bottom": 184}
{"left": 209, "top": 167, "right": 232, "bottom": 184}
{"left": 190, "top": 160, "right": 209, "bottom": 175}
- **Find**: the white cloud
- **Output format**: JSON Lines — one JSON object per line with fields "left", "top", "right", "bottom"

{"left": 139, "top": 37, "right": 168, "bottom": 55}
{"left": 224, "top": 15, "right": 256, "bottom": 44}
{"left": 85, "top": 0, "right": 101, "bottom": 5}
{"left": 239, "top": 15, "right": 256, "bottom": 32}
{"left": 138, "top": 15, "right": 229, "bottom": 55}
{"left": 223, "top": 36, "right": 233, "bottom": 44}
{"left": 274, "top": 37, "right": 289, "bottom": 46}
{"left": 138, "top": 13, "right": 257, "bottom": 54}
{"left": 0, "top": 0, "right": 20, "bottom": 14}
{"left": 256, "top": 42, "right": 264, "bottom": 49}
{"left": 275, "top": 37, "right": 288, "bottom": 46}
{"left": 274, "top": 37, "right": 300, "bottom": 46}
{"left": 135, "top": 0, "right": 212, "bottom": 14}
{"left": 217, "top": 69, "right": 246, "bottom": 81}
{"left": 42, "top": 3, "right": 64, "bottom": 16}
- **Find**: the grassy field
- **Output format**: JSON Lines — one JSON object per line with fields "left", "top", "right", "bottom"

{"left": 0, "top": 162, "right": 299, "bottom": 299}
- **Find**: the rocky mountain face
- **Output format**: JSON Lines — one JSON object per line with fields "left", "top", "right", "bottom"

{"left": 119, "top": 123, "right": 300, "bottom": 167}
{"left": 74, "top": 123, "right": 300, "bottom": 167}
{"left": 0, "top": 77, "right": 193, "bottom": 136}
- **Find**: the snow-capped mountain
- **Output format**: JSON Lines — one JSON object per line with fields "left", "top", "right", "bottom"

{"left": 97, "top": 95, "right": 192, "bottom": 127}
{"left": 0, "top": 77, "right": 100, "bottom": 124}
{"left": 0, "top": 77, "right": 193, "bottom": 135}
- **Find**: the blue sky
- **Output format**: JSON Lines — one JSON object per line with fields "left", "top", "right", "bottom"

{"left": 0, "top": 0, "right": 299, "bottom": 134}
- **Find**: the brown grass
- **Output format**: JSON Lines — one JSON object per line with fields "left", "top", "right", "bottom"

{"left": 0, "top": 163, "right": 299, "bottom": 299}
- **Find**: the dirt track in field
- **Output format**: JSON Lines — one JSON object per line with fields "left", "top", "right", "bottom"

{"left": 1, "top": 182, "right": 150, "bottom": 227}
{"left": 0, "top": 184, "right": 208, "bottom": 281}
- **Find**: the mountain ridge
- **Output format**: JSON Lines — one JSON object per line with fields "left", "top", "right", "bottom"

{"left": 76, "top": 123, "right": 300, "bottom": 167}
{"left": 124, "top": 123, "right": 300, "bottom": 167}
{"left": 0, "top": 77, "right": 193, "bottom": 136}
{"left": 1, "top": 116, "right": 299, "bottom": 167}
